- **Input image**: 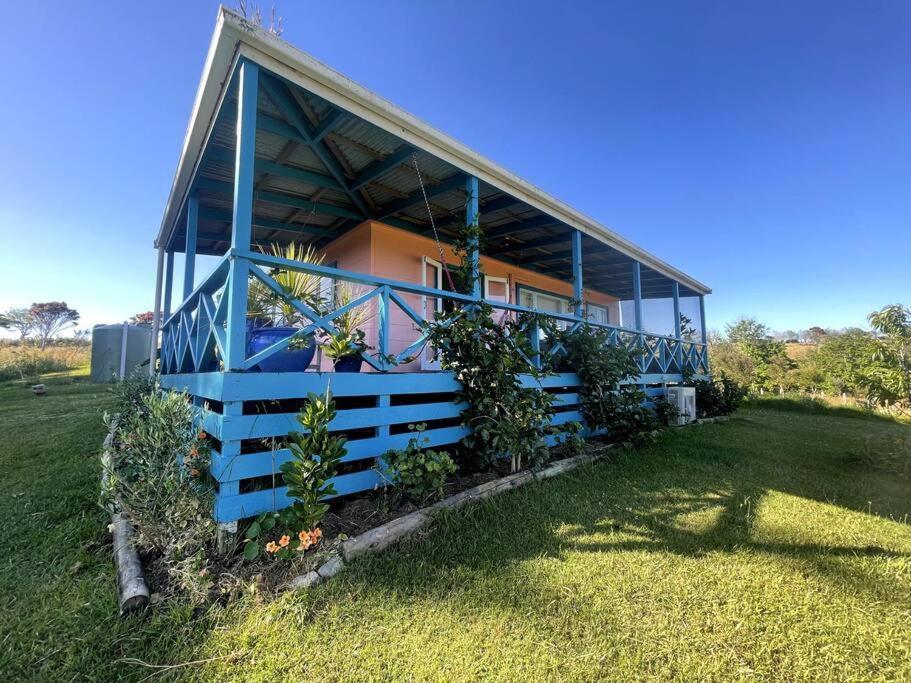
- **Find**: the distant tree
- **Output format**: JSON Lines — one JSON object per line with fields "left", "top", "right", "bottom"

{"left": 865, "top": 304, "right": 911, "bottom": 411}
{"left": 28, "top": 302, "right": 79, "bottom": 349}
{"left": 811, "top": 328, "right": 877, "bottom": 397}
{"left": 130, "top": 311, "right": 154, "bottom": 326}
{"left": 708, "top": 339, "right": 755, "bottom": 389}
{"left": 724, "top": 317, "right": 789, "bottom": 391}
{"left": 806, "top": 326, "right": 828, "bottom": 344}
{"left": 0, "top": 307, "right": 34, "bottom": 340}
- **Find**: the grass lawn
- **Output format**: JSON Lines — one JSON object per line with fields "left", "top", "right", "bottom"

{"left": 1, "top": 375, "right": 909, "bottom": 681}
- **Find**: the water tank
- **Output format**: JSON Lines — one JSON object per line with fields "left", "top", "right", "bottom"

{"left": 90, "top": 323, "right": 152, "bottom": 382}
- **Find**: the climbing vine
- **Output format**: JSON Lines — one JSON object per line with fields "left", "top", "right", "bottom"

{"left": 425, "top": 225, "right": 558, "bottom": 473}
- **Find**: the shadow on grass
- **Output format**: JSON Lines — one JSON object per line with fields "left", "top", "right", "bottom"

{"left": 325, "top": 413, "right": 911, "bottom": 617}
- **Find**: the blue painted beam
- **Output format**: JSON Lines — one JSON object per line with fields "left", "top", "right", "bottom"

{"left": 489, "top": 232, "right": 571, "bottom": 256}
{"left": 311, "top": 108, "right": 345, "bottom": 142}
{"left": 572, "top": 230, "right": 583, "bottom": 317}
{"left": 225, "top": 60, "right": 258, "bottom": 370}
{"left": 378, "top": 173, "right": 465, "bottom": 220}
{"left": 466, "top": 176, "right": 480, "bottom": 298}
{"left": 194, "top": 177, "right": 363, "bottom": 221}
{"left": 349, "top": 145, "right": 415, "bottom": 191}
{"left": 672, "top": 282, "right": 681, "bottom": 338}
{"left": 479, "top": 194, "right": 521, "bottom": 215}
{"left": 203, "top": 144, "right": 343, "bottom": 191}
{"left": 259, "top": 74, "right": 370, "bottom": 219}
{"left": 183, "top": 193, "right": 198, "bottom": 300}
{"left": 197, "top": 208, "right": 336, "bottom": 239}
{"left": 486, "top": 214, "right": 559, "bottom": 239}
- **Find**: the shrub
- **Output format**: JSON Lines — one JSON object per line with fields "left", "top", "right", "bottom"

{"left": 103, "top": 386, "right": 214, "bottom": 559}
{"left": 694, "top": 375, "right": 746, "bottom": 417}
{"left": 426, "top": 301, "right": 556, "bottom": 473}
{"left": 381, "top": 424, "right": 457, "bottom": 503}
{"left": 560, "top": 324, "right": 659, "bottom": 444}
{"left": 244, "top": 391, "right": 344, "bottom": 561}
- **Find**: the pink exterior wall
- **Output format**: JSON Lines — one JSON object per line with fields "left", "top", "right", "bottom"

{"left": 316, "top": 221, "right": 619, "bottom": 372}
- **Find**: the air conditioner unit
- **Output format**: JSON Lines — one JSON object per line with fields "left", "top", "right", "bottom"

{"left": 666, "top": 386, "right": 696, "bottom": 426}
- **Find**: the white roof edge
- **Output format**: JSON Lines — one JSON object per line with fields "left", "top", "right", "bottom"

{"left": 158, "top": 7, "right": 711, "bottom": 295}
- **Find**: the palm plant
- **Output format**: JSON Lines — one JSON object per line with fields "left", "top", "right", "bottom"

{"left": 321, "top": 280, "right": 373, "bottom": 361}
{"left": 247, "top": 242, "right": 325, "bottom": 327}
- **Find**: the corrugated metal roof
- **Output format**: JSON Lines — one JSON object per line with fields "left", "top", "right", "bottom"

{"left": 157, "top": 8, "right": 710, "bottom": 298}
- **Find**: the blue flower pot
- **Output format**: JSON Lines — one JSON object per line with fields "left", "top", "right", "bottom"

{"left": 333, "top": 356, "right": 364, "bottom": 373}
{"left": 246, "top": 326, "right": 316, "bottom": 372}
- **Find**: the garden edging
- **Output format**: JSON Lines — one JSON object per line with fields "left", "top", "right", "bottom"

{"left": 101, "top": 429, "right": 151, "bottom": 616}
{"left": 285, "top": 442, "right": 620, "bottom": 592}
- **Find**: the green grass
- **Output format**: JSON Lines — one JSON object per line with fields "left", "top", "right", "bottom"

{"left": 1, "top": 375, "right": 909, "bottom": 681}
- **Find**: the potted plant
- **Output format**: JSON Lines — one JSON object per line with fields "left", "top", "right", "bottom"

{"left": 246, "top": 243, "right": 325, "bottom": 372}
{"left": 320, "top": 281, "right": 371, "bottom": 372}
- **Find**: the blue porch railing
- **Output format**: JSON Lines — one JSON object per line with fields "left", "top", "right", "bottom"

{"left": 159, "top": 249, "right": 710, "bottom": 378}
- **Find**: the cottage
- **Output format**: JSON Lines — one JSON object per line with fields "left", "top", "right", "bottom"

{"left": 152, "top": 8, "right": 711, "bottom": 527}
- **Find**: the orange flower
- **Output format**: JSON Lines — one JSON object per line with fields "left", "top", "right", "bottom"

{"left": 189, "top": 468, "right": 200, "bottom": 477}
{"left": 298, "top": 530, "right": 309, "bottom": 542}
{"left": 265, "top": 541, "right": 279, "bottom": 553}
{"left": 312, "top": 528, "right": 323, "bottom": 539}
{"left": 279, "top": 535, "right": 290, "bottom": 548}
{"left": 198, "top": 431, "right": 206, "bottom": 440}
{"left": 296, "top": 538, "right": 311, "bottom": 552}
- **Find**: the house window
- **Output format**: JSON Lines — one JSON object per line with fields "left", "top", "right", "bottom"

{"left": 587, "top": 303, "right": 609, "bottom": 326}
{"left": 517, "top": 285, "right": 571, "bottom": 330}
{"left": 484, "top": 276, "right": 509, "bottom": 304}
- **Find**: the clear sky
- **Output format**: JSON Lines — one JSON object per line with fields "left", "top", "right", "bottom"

{"left": 1, "top": 1, "right": 908, "bottom": 335}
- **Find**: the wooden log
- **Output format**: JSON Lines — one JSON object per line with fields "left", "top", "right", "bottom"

{"left": 112, "top": 513, "right": 150, "bottom": 615}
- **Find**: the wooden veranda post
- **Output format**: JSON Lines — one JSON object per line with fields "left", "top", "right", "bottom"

{"left": 225, "top": 60, "right": 259, "bottom": 371}
{"left": 572, "top": 230, "right": 583, "bottom": 317}
{"left": 162, "top": 250, "right": 174, "bottom": 322}
{"left": 149, "top": 245, "right": 164, "bottom": 375}
{"left": 183, "top": 193, "right": 198, "bottom": 300}
{"left": 466, "top": 175, "right": 480, "bottom": 298}
{"left": 672, "top": 281, "right": 682, "bottom": 372}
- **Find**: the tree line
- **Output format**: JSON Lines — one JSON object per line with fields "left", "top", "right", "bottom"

{"left": 709, "top": 303, "right": 910, "bottom": 412}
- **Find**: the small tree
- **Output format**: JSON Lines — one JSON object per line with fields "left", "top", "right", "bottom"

{"left": 865, "top": 304, "right": 911, "bottom": 411}
{"left": 0, "top": 308, "right": 33, "bottom": 340}
{"left": 130, "top": 311, "right": 154, "bottom": 326}
{"left": 28, "top": 302, "right": 80, "bottom": 348}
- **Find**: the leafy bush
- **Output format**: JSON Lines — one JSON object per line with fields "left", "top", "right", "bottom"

{"left": 244, "top": 391, "right": 344, "bottom": 561}
{"left": 560, "top": 324, "right": 659, "bottom": 444}
{"left": 426, "top": 301, "right": 556, "bottom": 473}
{"left": 103, "top": 385, "right": 214, "bottom": 559}
{"left": 694, "top": 375, "right": 746, "bottom": 418}
{"left": 381, "top": 424, "right": 457, "bottom": 503}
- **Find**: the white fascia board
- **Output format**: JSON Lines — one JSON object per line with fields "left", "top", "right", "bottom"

{"left": 158, "top": 7, "right": 711, "bottom": 295}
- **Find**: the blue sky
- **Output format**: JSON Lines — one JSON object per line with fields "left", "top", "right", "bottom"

{"left": 1, "top": 1, "right": 908, "bottom": 334}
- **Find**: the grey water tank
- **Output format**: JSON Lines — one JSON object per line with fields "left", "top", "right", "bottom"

{"left": 91, "top": 323, "right": 152, "bottom": 382}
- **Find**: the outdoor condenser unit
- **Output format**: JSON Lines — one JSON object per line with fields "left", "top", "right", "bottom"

{"left": 666, "top": 386, "right": 697, "bottom": 426}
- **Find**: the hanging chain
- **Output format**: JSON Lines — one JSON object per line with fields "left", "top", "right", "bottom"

{"left": 412, "top": 152, "right": 456, "bottom": 290}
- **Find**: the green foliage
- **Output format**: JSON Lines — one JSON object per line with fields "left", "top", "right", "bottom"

{"left": 865, "top": 304, "right": 911, "bottom": 410}
{"left": 321, "top": 328, "right": 368, "bottom": 361}
{"left": 103, "top": 384, "right": 214, "bottom": 562}
{"left": 0, "top": 342, "right": 90, "bottom": 381}
{"left": 426, "top": 299, "right": 556, "bottom": 473}
{"left": 247, "top": 242, "right": 325, "bottom": 326}
{"left": 244, "top": 392, "right": 345, "bottom": 561}
{"left": 560, "top": 323, "right": 659, "bottom": 444}
{"left": 694, "top": 375, "right": 747, "bottom": 417}
{"left": 381, "top": 423, "right": 458, "bottom": 503}
{"left": 722, "top": 318, "right": 791, "bottom": 391}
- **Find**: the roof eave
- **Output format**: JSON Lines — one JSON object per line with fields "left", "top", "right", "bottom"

{"left": 157, "top": 7, "right": 712, "bottom": 296}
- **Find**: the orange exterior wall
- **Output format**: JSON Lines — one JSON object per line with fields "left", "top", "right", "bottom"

{"left": 318, "top": 221, "right": 619, "bottom": 371}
